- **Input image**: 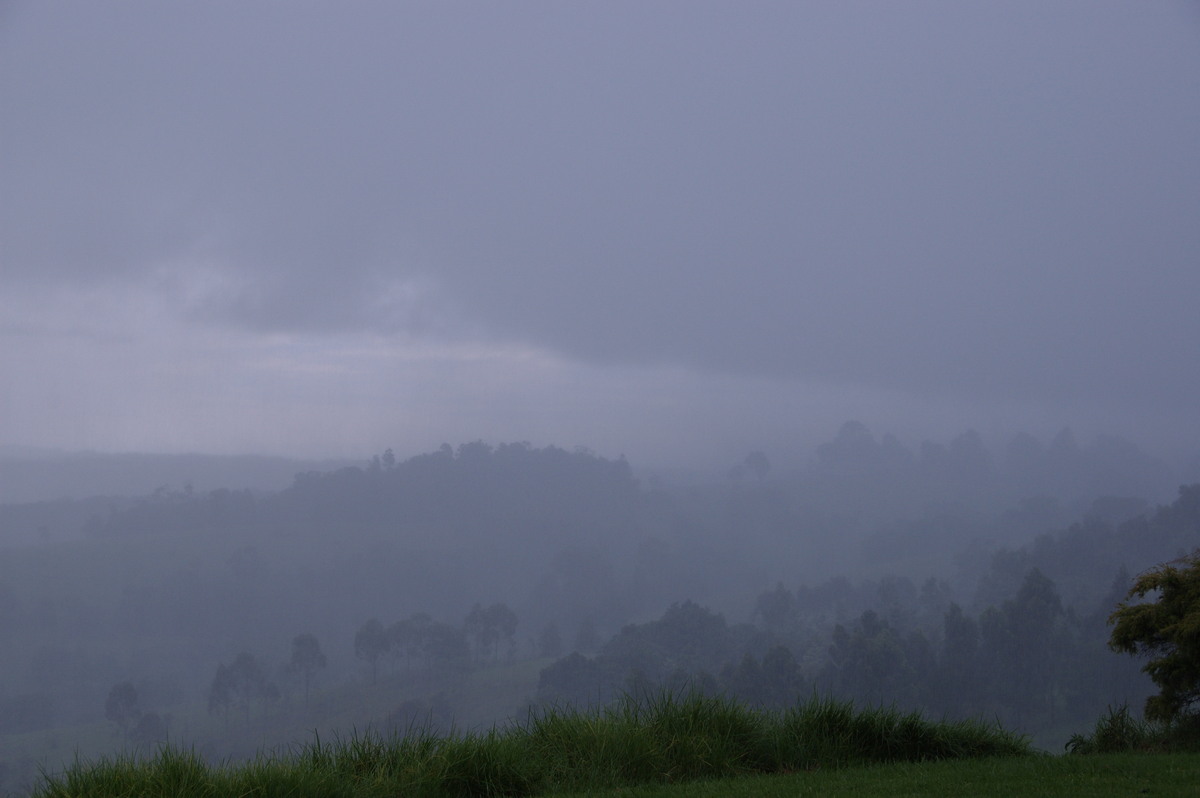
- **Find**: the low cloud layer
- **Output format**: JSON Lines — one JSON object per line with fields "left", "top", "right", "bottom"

{"left": 3, "top": 2, "right": 1198, "bottom": 463}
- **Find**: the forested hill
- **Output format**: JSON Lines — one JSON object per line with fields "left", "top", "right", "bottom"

{"left": 60, "top": 434, "right": 1200, "bottom": 649}
{"left": 81, "top": 441, "right": 641, "bottom": 548}
{"left": 10, "top": 423, "right": 1185, "bottom": 553}
{"left": 0, "top": 434, "right": 1197, "bottom": 787}
{"left": 973, "top": 483, "right": 1200, "bottom": 613}
{"left": 0, "top": 448, "right": 351, "bottom": 505}
{"left": 534, "top": 483, "right": 1200, "bottom": 749}
{"left": 281, "top": 441, "right": 640, "bottom": 542}
{"left": 15, "top": 430, "right": 1197, "bottom": 627}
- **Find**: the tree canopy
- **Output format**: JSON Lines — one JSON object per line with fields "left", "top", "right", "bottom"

{"left": 1109, "top": 549, "right": 1200, "bottom": 723}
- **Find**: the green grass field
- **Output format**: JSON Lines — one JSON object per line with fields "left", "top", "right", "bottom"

{"left": 30, "top": 692, "right": 1032, "bottom": 797}
{"left": 30, "top": 692, "right": 1200, "bottom": 798}
{"left": 33, "top": 749, "right": 1200, "bottom": 798}
{"left": 546, "top": 753, "right": 1200, "bottom": 797}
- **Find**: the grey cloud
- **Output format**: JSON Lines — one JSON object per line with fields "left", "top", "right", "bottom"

{"left": 3, "top": 1, "right": 1198, "bottom": 430}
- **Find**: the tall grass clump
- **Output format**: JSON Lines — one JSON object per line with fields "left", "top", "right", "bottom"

{"left": 769, "top": 695, "right": 1030, "bottom": 771}
{"left": 1067, "top": 705, "right": 1200, "bottom": 754}
{"left": 33, "top": 691, "right": 1032, "bottom": 797}
{"left": 525, "top": 691, "right": 772, "bottom": 789}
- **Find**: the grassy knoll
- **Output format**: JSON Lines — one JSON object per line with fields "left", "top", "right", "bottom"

{"left": 31, "top": 693, "right": 1030, "bottom": 797}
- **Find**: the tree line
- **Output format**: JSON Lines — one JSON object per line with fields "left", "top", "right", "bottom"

{"left": 105, "top": 600, "right": 525, "bottom": 735}
{"left": 536, "top": 565, "right": 1148, "bottom": 743}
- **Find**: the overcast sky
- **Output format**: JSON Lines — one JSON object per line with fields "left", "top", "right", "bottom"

{"left": 2, "top": 1, "right": 1198, "bottom": 467}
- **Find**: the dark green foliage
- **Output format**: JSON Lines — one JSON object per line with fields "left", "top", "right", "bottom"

{"left": 1109, "top": 549, "right": 1200, "bottom": 723}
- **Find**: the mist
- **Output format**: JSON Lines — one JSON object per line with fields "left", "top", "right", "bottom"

{"left": 1, "top": 2, "right": 1198, "bottom": 793}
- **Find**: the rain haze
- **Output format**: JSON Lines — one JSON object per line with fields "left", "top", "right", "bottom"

{"left": 5, "top": 4, "right": 1200, "bottom": 791}
{"left": 3, "top": 1, "right": 1198, "bottom": 468}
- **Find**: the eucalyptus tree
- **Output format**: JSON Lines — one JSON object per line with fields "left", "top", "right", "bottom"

{"left": 290, "top": 632, "right": 327, "bottom": 706}
{"left": 355, "top": 618, "right": 390, "bottom": 684}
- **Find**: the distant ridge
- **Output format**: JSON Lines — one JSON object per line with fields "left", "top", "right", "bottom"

{"left": 0, "top": 449, "right": 356, "bottom": 503}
